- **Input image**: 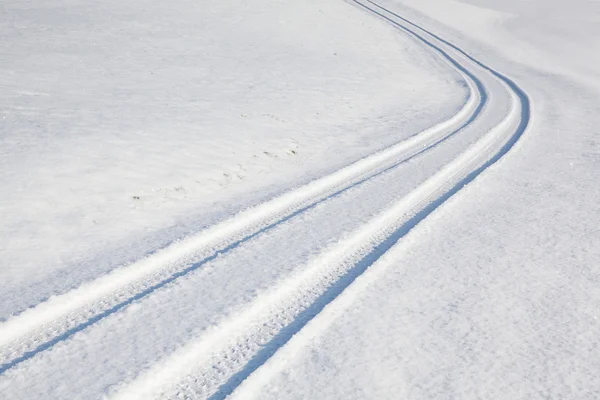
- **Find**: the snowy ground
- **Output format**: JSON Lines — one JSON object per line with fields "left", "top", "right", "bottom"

{"left": 1, "top": 0, "right": 599, "bottom": 399}
{"left": 0, "top": 0, "right": 464, "bottom": 317}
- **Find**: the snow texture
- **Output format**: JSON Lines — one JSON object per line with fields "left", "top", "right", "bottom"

{"left": 1, "top": 0, "right": 598, "bottom": 398}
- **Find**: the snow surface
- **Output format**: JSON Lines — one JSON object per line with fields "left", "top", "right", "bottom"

{"left": 0, "top": 0, "right": 464, "bottom": 317}
{"left": 1, "top": 0, "right": 599, "bottom": 398}
{"left": 228, "top": 1, "right": 600, "bottom": 399}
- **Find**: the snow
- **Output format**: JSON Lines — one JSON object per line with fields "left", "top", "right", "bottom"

{"left": 227, "top": 1, "right": 600, "bottom": 399}
{"left": 0, "top": 0, "right": 463, "bottom": 317}
{"left": 401, "top": 0, "right": 600, "bottom": 89}
{"left": 1, "top": 0, "right": 599, "bottom": 398}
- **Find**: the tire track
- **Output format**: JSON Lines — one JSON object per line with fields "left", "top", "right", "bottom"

{"left": 0, "top": 43, "right": 482, "bottom": 374}
{"left": 108, "top": 2, "right": 530, "bottom": 399}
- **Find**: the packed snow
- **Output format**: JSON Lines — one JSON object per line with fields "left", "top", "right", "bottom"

{"left": 1, "top": 0, "right": 598, "bottom": 398}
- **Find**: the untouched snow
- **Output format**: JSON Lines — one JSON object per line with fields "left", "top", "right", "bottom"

{"left": 1, "top": 0, "right": 599, "bottom": 399}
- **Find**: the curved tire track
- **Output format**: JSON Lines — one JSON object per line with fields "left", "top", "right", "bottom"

{"left": 108, "top": 1, "right": 530, "bottom": 399}
{"left": 0, "top": 36, "right": 483, "bottom": 374}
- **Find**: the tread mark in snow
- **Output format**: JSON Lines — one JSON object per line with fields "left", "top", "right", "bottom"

{"left": 108, "top": 1, "right": 531, "bottom": 399}
{"left": 0, "top": 48, "right": 481, "bottom": 375}
{"left": 0, "top": 1, "right": 530, "bottom": 399}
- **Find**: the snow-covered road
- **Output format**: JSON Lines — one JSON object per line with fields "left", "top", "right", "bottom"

{"left": 0, "top": 0, "right": 535, "bottom": 398}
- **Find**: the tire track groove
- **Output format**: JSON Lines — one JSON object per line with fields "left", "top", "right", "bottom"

{"left": 109, "top": 1, "right": 530, "bottom": 397}
{"left": 0, "top": 47, "right": 482, "bottom": 374}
